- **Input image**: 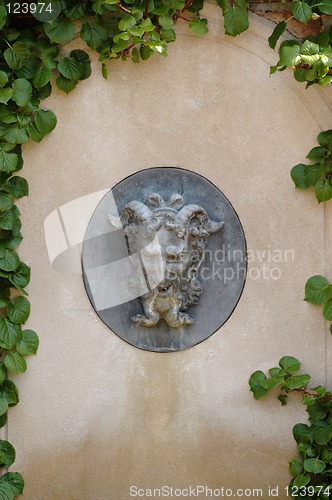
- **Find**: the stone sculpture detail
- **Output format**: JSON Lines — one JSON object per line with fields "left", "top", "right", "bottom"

{"left": 111, "top": 193, "right": 224, "bottom": 328}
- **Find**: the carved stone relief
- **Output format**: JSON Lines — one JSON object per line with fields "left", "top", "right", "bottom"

{"left": 82, "top": 168, "right": 246, "bottom": 352}
{"left": 109, "top": 194, "right": 224, "bottom": 328}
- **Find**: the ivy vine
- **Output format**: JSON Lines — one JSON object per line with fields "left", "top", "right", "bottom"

{"left": 291, "top": 129, "right": 332, "bottom": 202}
{"left": 0, "top": 0, "right": 330, "bottom": 497}
{"left": 250, "top": 356, "right": 332, "bottom": 495}
{"left": 250, "top": 130, "right": 332, "bottom": 496}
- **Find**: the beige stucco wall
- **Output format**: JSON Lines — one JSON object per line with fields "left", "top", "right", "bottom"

{"left": 5, "top": 5, "right": 332, "bottom": 499}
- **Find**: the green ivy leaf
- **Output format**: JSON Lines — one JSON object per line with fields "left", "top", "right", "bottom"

{"left": 0, "top": 440, "right": 15, "bottom": 468}
{"left": 306, "top": 164, "right": 325, "bottom": 186}
{"left": 0, "top": 5, "right": 7, "bottom": 31}
{"left": 306, "top": 146, "right": 328, "bottom": 162}
{"left": 101, "top": 63, "right": 108, "bottom": 80}
{"left": 80, "top": 21, "right": 107, "bottom": 49}
{"left": 260, "top": 376, "right": 284, "bottom": 390}
{"left": 7, "top": 296, "right": 30, "bottom": 324}
{"left": 159, "top": 16, "right": 174, "bottom": 29}
{"left": 40, "top": 45, "right": 59, "bottom": 70}
{"left": 301, "top": 40, "right": 320, "bottom": 56}
{"left": 0, "top": 317, "right": 21, "bottom": 349}
{"left": 56, "top": 75, "right": 77, "bottom": 94}
{"left": 303, "top": 457, "right": 326, "bottom": 473}
{"left": 268, "top": 21, "right": 286, "bottom": 50}
{"left": 318, "top": 129, "right": 332, "bottom": 149}
{"left": 301, "top": 53, "right": 320, "bottom": 65}
{"left": 0, "top": 206, "right": 19, "bottom": 231}
{"left": 1, "top": 473, "right": 24, "bottom": 497}
{"left": 0, "top": 193, "right": 13, "bottom": 212}
{"left": 8, "top": 262, "right": 30, "bottom": 293}
{"left": 292, "top": 1, "right": 312, "bottom": 23}
{"left": 4, "top": 126, "right": 29, "bottom": 145}
{"left": 315, "top": 178, "right": 332, "bottom": 203}
{"left": 224, "top": 6, "right": 249, "bottom": 36}
{"left": 268, "top": 367, "right": 281, "bottom": 377}
{"left": 248, "top": 370, "right": 268, "bottom": 399}
{"left": 0, "top": 480, "right": 15, "bottom": 500}
{"left": 279, "top": 43, "right": 301, "bottom": 66}
{"left": 118, "top": 14, "right": 136, "bottom": 31}
{"left": 321, "top": 448, "right": 332, "bottom": 463}
{"left": 44, "top": 17, "right": 75, "bottom": 44}
{"left": 15, "top": 63, "right": 37, "bottom": 81}
{"left": 294, "top": 68, "right": 308, "bottom": 82}
{"left": 0, "top": 364, "right": 7, "bottom": 386}
{"left": 304, "top": 275, "right": 331, "bottom": 304}
{"left": 0, "top": 293, "right": 9, "bottom": 308}
{"left": 189, "top": 19, "right": 209, "bottom": 36}
{"left": 0, "top": 249, "right": 20, "bottom": 272}
{"left": 32, "top": 0, "right": 61, "bottom": 21}
{"left": 0, "top": 72, "right": 8, "bottom": 88}
{"left": 315, "top": 425, "right": 332, "bottom": 445}
{"left": 4, "top": 352, "right": 27, "bottom": 374}
{"left": 289, "top": 457, "right": 303, "bottom": 476}
{"left": 0, "top": 414, "right": 7, "bottom": 429}
{"left": 290, "top": 164, "right": 310, "bottom": 189}
{"left": 35, "top": 109, "right": 57, "bottom": 135}
{"left": 318, "top": 75, "right": 332, "bottom": 87}
{"left": 0, "top": 397, "right": 8, "bottom": 418}
{"left": 147, "top": 41, "right": 168, "bottom": 56}
{"left": 302, "top": 395, "right": 316, "bottom": 406}
{"left": 0, "top": 107, "right": 17, "bottom": 124}
{"left": 308, "top": 400, "right": 329, "bottom": 421}
{"left": 4, "top": 176, "right": 29, "bottom": 199}
{"left": 140, "top": 18, "right": 155, "bottom": 32}
{"left": 58, "top": 57, "right": 84, "bottom": 80}
{"left": 292, "top": 473, "right": 310, "bottom": 487}
{"left": 160, "top": 29, "right": 176, "bottom": 42}
{"left": 293, "top": 423, "right": 312, "bottom": 444}
{"left": 4, "top": 42, "right": 31, "bottom": 71}
{"left": 312, "top": 384, "right": 327, "bottom": 397}
{"left": 323, "top": 299, "right": 332, "bottom": 321}
{"left": 140, "top": 46, "right": 154, "bottom": 61}
{"left": 27, "top": 123, "right": 45, "bottom": 143}
{"left": 11, "top": 78, "right": 32, "bottom": 107}
{"left": 16, "top": 329, "right": 39, "bottom": 356}
{"left": 0, "top": 151, "right": 18, "bottom": 174}
{"left": 279, "top": 356, "right": 301, "bottom": 373}
{"left": 170, "top": 0, "right": 185, "bottom": 8}
{"left": 278, "top": 393, "right": 288, "bottom": 405}
{"left": 284, "top": 374, "right": 310, "bottom": 390}
{"left": 32, "top": 66, "right": 53, "bottom": 89}
{"left": 131, "top": 47, "right": 140, "bottom": 63}
{"left": 0, "top": 88, "right": 13, "bottom": 105}
{"left": 318, "top": 0, "right": 332, "bottom": 14}
{"left": 70, "top": 50, "right": 91, "bottom": 80}
{"left": 0, "top": 380, "right": 19, "bottom": 407}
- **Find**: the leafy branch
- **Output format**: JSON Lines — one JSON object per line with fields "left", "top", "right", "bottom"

{"left": 249, "top": 356, "right": 332, "bottom": 491}
{"left": 291, "top": 129, "right": 332, "bottom": 203}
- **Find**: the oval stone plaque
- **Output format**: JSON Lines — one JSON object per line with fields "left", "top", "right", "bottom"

{"left": 82, "top": 167, "right": 247, "bottom": 351}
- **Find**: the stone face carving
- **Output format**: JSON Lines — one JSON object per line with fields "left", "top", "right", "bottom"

{"left": 110, "top": 193, "right": 224, "bottom": 328}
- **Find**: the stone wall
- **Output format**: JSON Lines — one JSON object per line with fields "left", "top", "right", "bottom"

{"left": 5, "top": 7, "right": 332, "bottom": 499}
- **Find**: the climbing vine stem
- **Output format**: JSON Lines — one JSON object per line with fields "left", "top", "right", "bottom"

{"left": 0, "top": 0, "right": 330, "bottom": 496}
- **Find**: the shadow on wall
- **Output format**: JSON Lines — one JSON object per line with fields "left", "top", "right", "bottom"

{"left": 21, "top": 352, "right": 294, "bottom": 500}
{"left": 23, "top": 423, "right": 291, "bottom": 499}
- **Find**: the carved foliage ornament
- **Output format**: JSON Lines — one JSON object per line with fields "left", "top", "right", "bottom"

{"left": 110, "top": 193, "right": 224, "bottom": 328}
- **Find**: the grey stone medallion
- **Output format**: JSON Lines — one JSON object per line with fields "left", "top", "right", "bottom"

{"left": 82, "top": 167, "right": 247, "bottom": 352}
